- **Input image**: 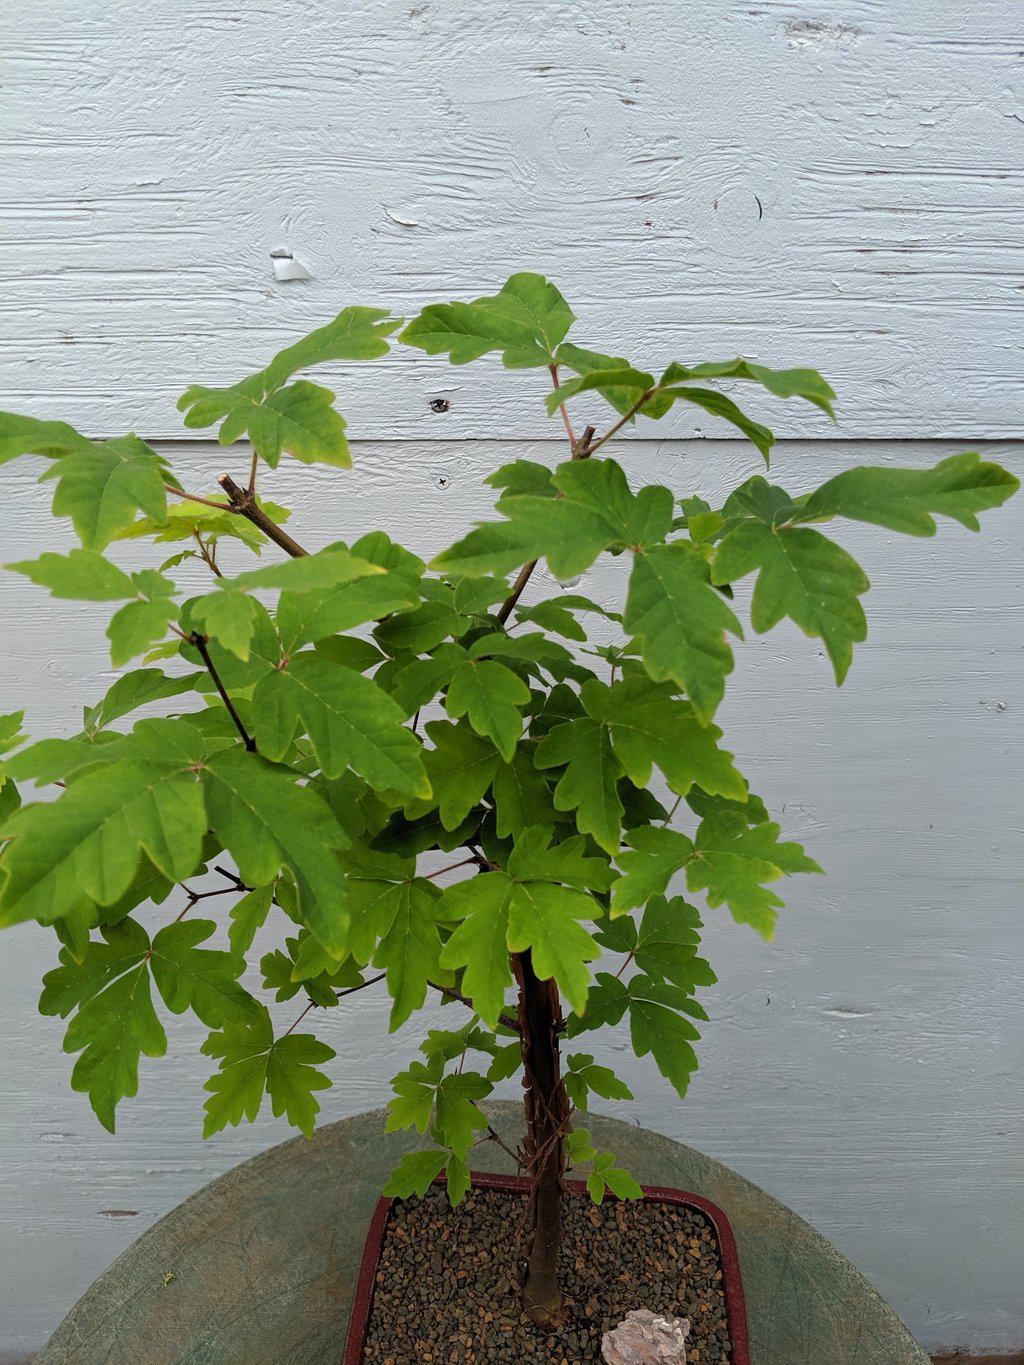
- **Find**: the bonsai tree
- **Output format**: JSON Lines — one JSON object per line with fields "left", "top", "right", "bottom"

{"left": 0, "top": 274, "right": 1016, "bottom": 1329}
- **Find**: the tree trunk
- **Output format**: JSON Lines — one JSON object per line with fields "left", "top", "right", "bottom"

{"left": 513, "top": 948, "right": 571, "bottom": 1331}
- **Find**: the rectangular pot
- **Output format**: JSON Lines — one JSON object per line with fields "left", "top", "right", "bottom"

{"left": 344, "top": 1169, "right": 750, "bottom": 1363}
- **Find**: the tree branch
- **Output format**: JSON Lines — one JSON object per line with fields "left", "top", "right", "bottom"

{"left": 189, "top": 631, "right": 257, "bottom": 751}
{"left": 428, "top": 979, "right": 521, "bottom": 1035}
{"left": 217, "top": 473, "right": 310, "bottom": 559}
{"left": 336, "top": 971, "right": 387, "bottom": 1000}
{"left": 495, "top": 370, "right": 597, "bottom": 625}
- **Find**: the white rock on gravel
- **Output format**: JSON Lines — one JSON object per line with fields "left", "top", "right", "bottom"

{"left": 601, "top": 1307, "right": 691, "bottom": 1363}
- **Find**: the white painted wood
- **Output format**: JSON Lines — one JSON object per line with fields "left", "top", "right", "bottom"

{"left": 2, "top": 0, "right": 1023, "bottom": 1353}
{"left": 2, "top": 1, "right": 1023, "bottom": 439}
{"left": 0, "top": 437, "right": 1021, "bottom": 1358}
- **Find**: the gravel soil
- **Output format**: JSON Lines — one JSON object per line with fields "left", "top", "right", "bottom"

{"left": 361, "top": 1184, "right": 732, "bottom": 1363}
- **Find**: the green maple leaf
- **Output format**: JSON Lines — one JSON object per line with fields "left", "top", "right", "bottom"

{"left": 0, "top": 410, "right": 91, "bottom": 463}
{"left": 564, "top": 1052, "right": 633, "bottom": 1111}
{"left": 179, "top": 377, "right": 350, "bottom": 468}
{"left": 438, "top": 829, "right": 600, "bottom": 1023}
{"left": 485, "top": 458, "right": 556, "bottom": 497}
{"left": 0, "top": 719, "right": 208, "bottom": 928}
{"left": 686, "top": 809, "right": 822, "bottom": 936}
{"left": 38, "top": 917, "right": 150, "bottom": 1019}
{"left": 201, "top": 1005, "right": 335, "bottom": 1137}
{"left": 445, "top": 657, "right": 530, "bottom": 762}
{"left": 276, "top": 574, "right": 419, "bottom": 652}
{"left": 434, "top": 1071, "right": 491, "bottom": 1159}
{"left": 633, "top": 896, "right": 717, "bottom": 990}
{"left": 624, "top": 541, "right": 742, "bottom": 722}
{"left": 262, "top": 306, "right": 401, "bottom": 387}
{"left": 41, "top": 434, "right": 170, "bottom": 549}
{"left": 585, "top": 676, "right": 746, "bottom": 800}
{"left": 107, "top": 570, "right": 179, "bottom": 667}
{"left": 388, "top": 643, "right": 466, "bottom": 718}
{"left": 628, "top": 975, "right": 704, "bottom": 1099}
{"left": 6, "top": 548, "right": 135, "bottom": 600}
{"left": 491, "top": 747, "right": 562, "bottom": 838}
{"left": 87, "top": 669, "right": 201, "bottom": 731}
{"left": 191, "top": 590, "right": 259, "bottom": 661}
{"left": 535, "top": 712, "right": 624, "bottom": 854}
{"left": 117, "top": 493, "right": 284, "bottom": 552}
{"left": 406, "top": 721, "right": 500, "bottom": 830}
{"left": 383, "top": 1148, "right": 447, "bottom": 1198}
{"left": 437, "top": 874, "right": 515, "bottom": 1028}
{"left": 385, "top": 1059, "right": 491, "bottom": 1162}
{"left": 48, "top": 920, "right": 167, "bottom": 1132}
{"left": 253, "top": 653, "right": 430, "bottom": 798}
{"left": 221, "top": 545, "right": 382, "bottom": 594}
{"left": 202, "top": 748, "right": 352, "bottom": 953}
{"left": 515, "top": 593, "right": 616, "bottom": 642}
{"left": 550, "top": 459, "right": 674, "bottom": 548}
{"left": 400, "top": 272, "right": 574, "bottom": 368}
{"left": 712, "top": 479, "right": 869, "bottom": 683}
{"left": 342, "top": 852, "right": 444, "bottom": 1029}
{"left": 610, "top": 826, "right": 694, "bottom": 916}
{"left": 548, "top": 356, "right": 833, "bottom": 460}
{"left": 386, "top": 1055, "right": 444, "bottom": 1133}
{"left": 565, "top": 971, "right": 629, "bottom": 1037}
{"left": 586, "top": 1151, "right": 643, "bottom": 1204}
{"left": 505, "top": 824, "right": 614, "bottom": 892}
{"left": 374, "top": 581, "right": 469, "bottom": 653}
{"left": 149, "top": 918, "right": 260, "bottom": 1027}
{"left": 227, "top": 883, "right": 275, "bottom": 957}
{"left": 433, "top": 458, "right": 671, "bottom": 582}
{"left": 801, "top": 452, "right": 1019, "bottom": 535}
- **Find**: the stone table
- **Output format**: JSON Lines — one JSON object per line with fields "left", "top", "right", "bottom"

{"left": 38, "top": 1103, "right": 928, "bottom": 1364}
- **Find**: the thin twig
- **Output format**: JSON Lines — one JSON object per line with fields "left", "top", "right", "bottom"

{"left": 282, "top": 1000, "right": 317, "bottom": 1037}
{"left": 548, "top": 363, "right": 577, "bottom": 448}
{"left": 495, "top": 370, "right": 594, "bottom": 626}
{"left": 335, "top": 971, "right": 387, "bottom": 1000}
{"left": 247, "top": 449, "right": 259, "bottom": 497}
{"left": 189, "top": 631, "right": 256, "bottom": 751}
{"left": 163, "top": 485, "right": 233, "bottom": 512}
{"left": 424, "top": 856, "right": 478, "bottom": 881}
{"left": 584, "top": 390, "right": 654, "bottom": 457}
{"left": 428, "top": 980, "right": 521, "bottom": 1035}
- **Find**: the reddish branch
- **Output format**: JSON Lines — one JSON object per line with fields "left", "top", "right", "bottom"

{"left": 217, "top": 473, "right": 310, "bottom": 559}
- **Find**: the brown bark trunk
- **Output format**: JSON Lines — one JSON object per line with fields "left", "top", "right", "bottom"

{"left": 513, "top": 948, "right": 571, "bottom": 1331}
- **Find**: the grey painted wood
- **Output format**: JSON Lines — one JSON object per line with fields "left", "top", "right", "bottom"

{"left": 35, "top": 1103, "right": 929, "bottom": 1365}
{"left": 1, "top": 1, "right": 1023, "bottom": 439}
{"left": 0, "top": 436, "right": 1020, "bottom": 1357}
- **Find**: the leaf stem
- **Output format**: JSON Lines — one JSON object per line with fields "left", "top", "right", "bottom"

{"left": 495, "top": 369, "right": 595, "bottom": 625}
{"left": 163, "top": 485, "right": 233, "bottom": 512}
{"left": 584, "top": 390, "right": 654, "bottom": 458}
{"left": 189, "top": 631, "right": 257, "bottom": 752}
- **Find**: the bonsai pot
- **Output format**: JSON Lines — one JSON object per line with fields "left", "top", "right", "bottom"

{"left": 36, "top": 1105, "right": 930, "bottom": 1365}
{"left": 344, "top": 1169, "right": 750, "bottom": 1362}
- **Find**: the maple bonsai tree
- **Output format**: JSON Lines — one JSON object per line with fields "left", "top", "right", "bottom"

{"left": 0, "top": 274, "right": 1017, "bottom": 1328}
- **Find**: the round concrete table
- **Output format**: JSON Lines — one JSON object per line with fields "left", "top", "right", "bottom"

{"left": 38, "top": 1103, "right": 928, "bottom": 1364}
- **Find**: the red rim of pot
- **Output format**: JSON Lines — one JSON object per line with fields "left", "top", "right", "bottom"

{"left": 343, "top": 1169, "right": 750, "bottom": 1363}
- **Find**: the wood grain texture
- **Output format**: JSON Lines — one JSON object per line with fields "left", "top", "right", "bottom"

{"left": 0, "top": 436, "right": 1021, "bottom": 1357}
{"left": 2, "top": 0, "right": 1023, "bottom": 438}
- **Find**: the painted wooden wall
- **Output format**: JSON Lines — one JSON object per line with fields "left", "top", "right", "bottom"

{"left": 1, "top": 1, "right": 1021, "bottom": 1357}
